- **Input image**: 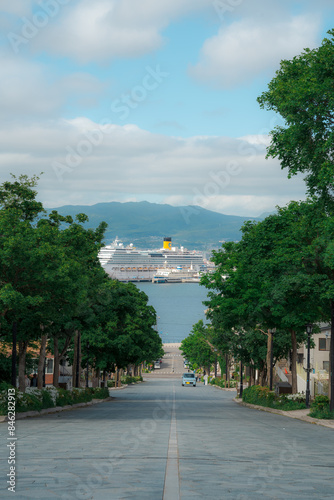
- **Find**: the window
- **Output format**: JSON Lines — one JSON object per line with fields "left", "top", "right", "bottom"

{"left": 319, "top": 338, "right": 329, "bottom": 351}
{"left": 297, "top": 353, "right": 304, "bottom": 364}
{"left": 323, "top": 361, "right": 329, "bottom": 372}
{"left": 45, "top": 358, "right": 54, "bottom": 374}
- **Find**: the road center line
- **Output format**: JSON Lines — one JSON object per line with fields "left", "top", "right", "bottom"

{"left": 163, "top": 385, "right": 180, "bottom": 500}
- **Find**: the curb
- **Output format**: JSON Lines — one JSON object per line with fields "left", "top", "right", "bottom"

{"left": 0, "top": 382, "right": 145, "bottom": 422}
{"left": 0, "top": 397, "right": 114, "bottom": 423}
{"left": 211, "top": 385, "right": 237, "bottom": 392}
{"left": 234, "top": 398, "right": 334, "bottom": 429}
{"left": 108, "top": 380, "right": 144, "bottom": 390}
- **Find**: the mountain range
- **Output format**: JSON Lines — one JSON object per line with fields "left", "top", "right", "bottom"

{"left": 49, "top": 201, "right": 263, "bottom": 251}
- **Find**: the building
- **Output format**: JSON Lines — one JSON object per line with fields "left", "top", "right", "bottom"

{"left": 296, "top": 323, "right": 330, "bottom": 397}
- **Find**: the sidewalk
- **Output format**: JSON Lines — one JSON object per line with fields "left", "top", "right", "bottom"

{"left": 0, "top": 396, "right": 115, "bottom": 423}
{"left": 234, "top": 397, "right": 334, "bottom": 429}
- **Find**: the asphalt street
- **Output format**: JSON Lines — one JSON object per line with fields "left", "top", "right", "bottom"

{"left": 1, "top": 375, "right": 334, "bottom": 500}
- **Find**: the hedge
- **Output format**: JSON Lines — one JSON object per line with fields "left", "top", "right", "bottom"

{"left": 0, "top": 385, "right": 110, "bottom": 415}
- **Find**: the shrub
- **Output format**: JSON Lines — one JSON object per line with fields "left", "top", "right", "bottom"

{"left": 209, "top": 377, "right": 236, "bottom": 388}
{"left": 108, "top": 375, "right": 143, "bottom": 386}
{"left": 41, "top": 390, "right": 54, "bottom": 409}
{"left": 309, "top": 395, "right": 334, "bottom": 419}
{"left": 0, "top": 381, "right": 13, "bottom": 392}
{"left": 91, "top": 387, "right": 109, "bottom": 399}
{"left": 286, "top": 393, "right": 306, "bottom": 403}
{"left": 242, "top": 385, "right": 306, "bottom": 410}
{"left": 0, "top": 385, "right": 111, "bottom": 415}
{"left": 16, "top": 391, "right": 43, "bottom": 413}
{"left": 55, "top": 388, "right": 74, "bottom": 406}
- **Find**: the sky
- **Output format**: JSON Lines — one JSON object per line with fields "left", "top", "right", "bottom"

{"left": 1, "top": 0, "right": 334, "bottom": 217}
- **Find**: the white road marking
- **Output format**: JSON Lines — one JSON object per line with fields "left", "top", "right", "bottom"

{"left": 163, "top": 385, "right": 180, "bottom": 500}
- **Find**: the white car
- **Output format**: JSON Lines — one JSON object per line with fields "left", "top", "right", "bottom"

{"left": 182, "top": 373, "right": 196, "bottom": 387}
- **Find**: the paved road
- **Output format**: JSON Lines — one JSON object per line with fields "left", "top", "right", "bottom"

{"left": 1, "top": 379, "right": 334, "bottom": 499}
{"left": 146, "top": 344, "right": 185, "bottom": 377}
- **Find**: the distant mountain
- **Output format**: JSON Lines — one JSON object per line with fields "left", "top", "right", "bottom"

{"left": 257, "top": 210, "right": 277, "bottom": 219}
{"left": 48, "top": 201, "right": 262, "bottom": 251}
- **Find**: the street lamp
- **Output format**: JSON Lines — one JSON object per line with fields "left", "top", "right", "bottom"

{"left": 268, "top": 328, "right": 276, "bottom": 391}
{"left": 305, "top": 324, "right": 313, "bottom": 408}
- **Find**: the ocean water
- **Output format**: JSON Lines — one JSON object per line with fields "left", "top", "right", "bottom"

{"left": 135, "top": 282, "right": 209, "bottom": 343}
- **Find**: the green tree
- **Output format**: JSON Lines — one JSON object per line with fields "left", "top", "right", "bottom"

{"left": 0, "top": 175, "right": 108, "bottom": 390}
{"left": 180, "top": 320, "right": 216, "bottom": 375}
{"left": 80, "top": 279, "right": 163, "bottom": 380}
{"left": 257, "top": 29, "right": 334, "bottom": 206}
{"left": 201, "top": 203, "right": 328, "bottom": 391}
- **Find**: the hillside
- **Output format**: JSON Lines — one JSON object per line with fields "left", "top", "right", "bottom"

{"left": 49, "top": 201, "right": 261, "bottom": 251}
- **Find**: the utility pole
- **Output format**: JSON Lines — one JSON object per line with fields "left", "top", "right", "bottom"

{"left": 269, "top": 328, "right": 276, "bottom": 391}
{"left": 305, "top": 324, "right": 313, "bottom": 408}
{"left": 239, "top": 361, "right": 243, "bottom": 397}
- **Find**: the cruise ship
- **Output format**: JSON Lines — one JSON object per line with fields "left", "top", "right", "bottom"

{"left": 99, "top": 237, "right": 205, "bottom": 281}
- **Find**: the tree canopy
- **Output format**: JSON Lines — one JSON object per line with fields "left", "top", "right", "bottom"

{"left": 257, "top": 29, "right": 334, "bottom": 206}
{"left": 0, "top": 175, "right": 163, "bottom": 389}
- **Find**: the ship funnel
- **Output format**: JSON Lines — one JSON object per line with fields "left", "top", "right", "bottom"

{"left": 163, "top": 237, "right": 172, "bottom": 250}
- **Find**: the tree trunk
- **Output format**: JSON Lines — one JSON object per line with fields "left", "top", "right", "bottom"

{"left": 97, "top": 367, "right": 100, "bottom": 387}
{"left": 259, "top": 368, "right": 266, "bottom": 386}
{"left": 37, "top": 333, "right": 47, "bottom": 389}
{"left": 54, "top": 335, "right": 72, "bottom": 388}
{"left": 53, "top": 337, "right": 60, "bottom": 388}
{"left": 18, "top": 340, "right": 28, "bottom": 392}
{"left": 72, "top": 332, "right": 77, "bottom": 388}
{"left": 11, "top": 322, "right": 17, "bottom": 388}
{"left": 72, "top": 331, "right": 82, "bottom": 388}
{"left": 291, "top": 329, "right": 298, "bottom": 394}
{"left": 249, "top": 364, "right": 253, "bottom": 388}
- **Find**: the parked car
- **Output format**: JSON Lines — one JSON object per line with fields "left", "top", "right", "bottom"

{"left": 182, "top": 373, "right": 196, "bottom": 387}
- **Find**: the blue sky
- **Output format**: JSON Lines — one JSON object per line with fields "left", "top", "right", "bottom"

{"left": 1, "top": 0, "right": 334, "bottom": 216}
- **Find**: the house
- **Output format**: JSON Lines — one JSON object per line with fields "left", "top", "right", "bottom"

{"left": 296, "top": 323, "right": 330, "bottom": 397}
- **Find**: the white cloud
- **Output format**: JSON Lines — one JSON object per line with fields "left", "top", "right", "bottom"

{"left": 0, "top": 51, "right": 105, "bottom": 121}
{"left": 0, "top": 119, "right": 306, "bottom": 216}
{"left": 13, "top": 0, "right": 211, "bottom": 63}
{"left": 190, "top": 15, "right": 320, "bottom": 87}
